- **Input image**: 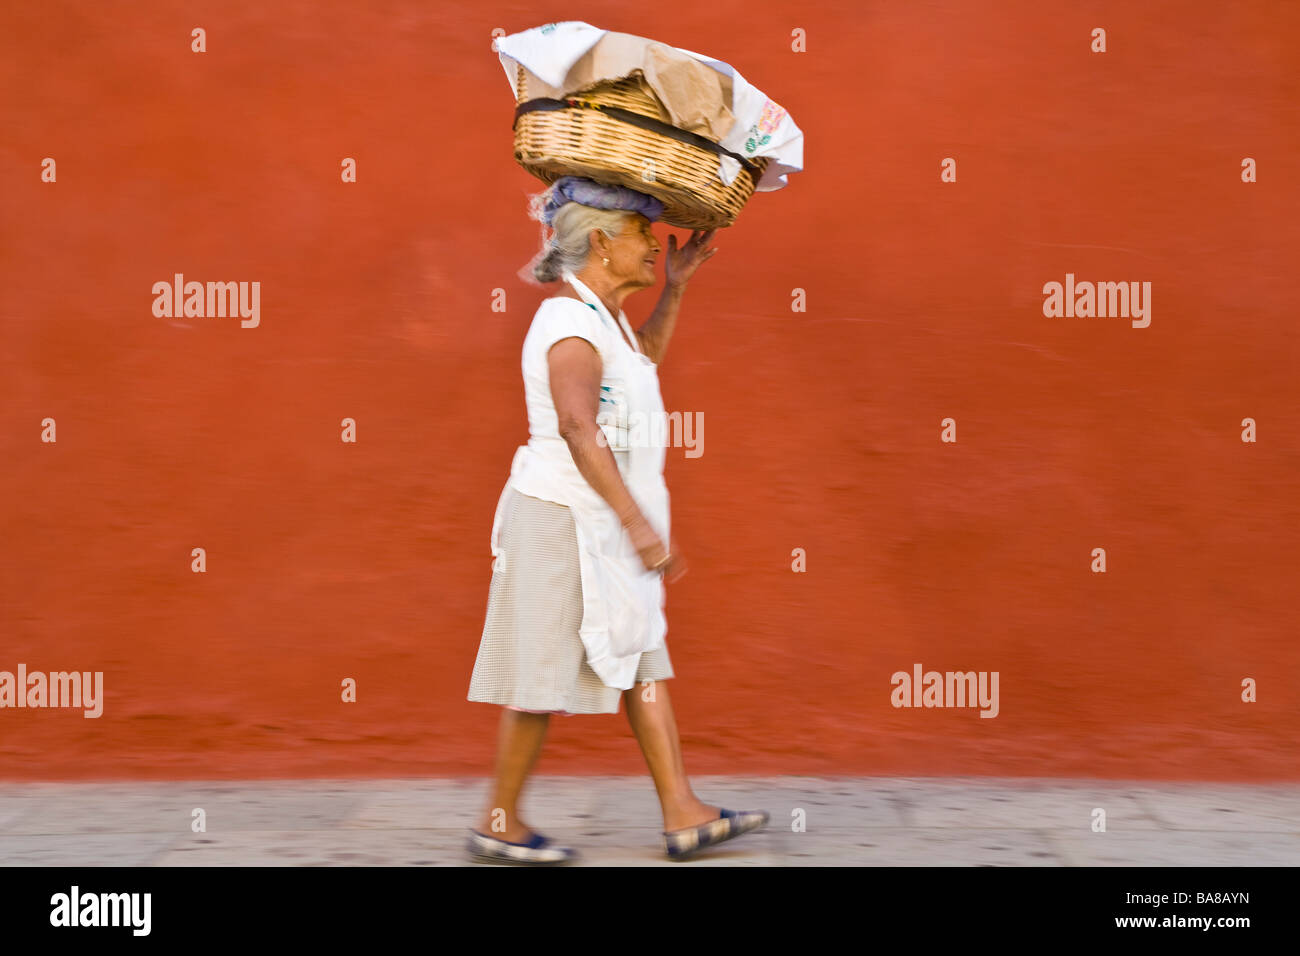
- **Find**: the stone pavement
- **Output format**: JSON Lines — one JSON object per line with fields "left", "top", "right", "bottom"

{"left": 2, "top": 776, "right": 1298, "bottom": 866}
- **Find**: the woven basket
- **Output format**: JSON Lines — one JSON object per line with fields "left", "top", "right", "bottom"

{"left": 511, "top": 64, "right": 769, "bottom": 230}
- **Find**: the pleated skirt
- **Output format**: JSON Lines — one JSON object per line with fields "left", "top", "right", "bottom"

{"left": 467, "top": 487, "right": 673, "bottom": 715}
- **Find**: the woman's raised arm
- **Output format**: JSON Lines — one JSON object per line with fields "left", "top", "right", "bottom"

{"left": 635, "top": 229, "right": 718, "bottom": 364}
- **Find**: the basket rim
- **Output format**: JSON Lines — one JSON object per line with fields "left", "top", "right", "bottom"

{"left": 514, "top": 96, "right": 763, "bottom": 182}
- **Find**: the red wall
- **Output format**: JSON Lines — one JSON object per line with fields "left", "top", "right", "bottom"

{"left": 2, "top": 0, "right": 1297, "bottom": 780}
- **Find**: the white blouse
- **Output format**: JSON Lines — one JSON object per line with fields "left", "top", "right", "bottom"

{"left": 492, "top": 272, "right": 671, "bottom": 689}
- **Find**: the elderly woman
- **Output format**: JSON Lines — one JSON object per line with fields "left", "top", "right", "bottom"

{"left": 466, "top": 176, "right": 768, "bottom": 864}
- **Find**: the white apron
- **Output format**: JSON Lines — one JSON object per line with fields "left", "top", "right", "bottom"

{"left": 492, "top": 271, "right": 671, "bottom": 690}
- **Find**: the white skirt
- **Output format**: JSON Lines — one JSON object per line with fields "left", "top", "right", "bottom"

{"left": 467, "top": 487, "right": 673, "bottom": 715}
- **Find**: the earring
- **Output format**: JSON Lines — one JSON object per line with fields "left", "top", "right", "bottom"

{"left": 602, "top": 257, "right": 610, "bottom": 267}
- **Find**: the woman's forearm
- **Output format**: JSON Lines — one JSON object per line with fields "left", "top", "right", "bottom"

{"left": 559, "top": 419, "right": 649, "bottom": 529}
{"left": 635, "top": 282, "right": 686, "bottom": 365}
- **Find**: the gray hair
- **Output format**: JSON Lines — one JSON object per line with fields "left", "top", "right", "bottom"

{"left": 530, "top": 200, "right": 632, "bottom": 283}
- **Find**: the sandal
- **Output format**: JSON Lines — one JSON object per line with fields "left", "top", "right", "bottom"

{"left": 662, "top": 808, "right": 769, "bottom": 860}
{"left": 466, "top": 829, "right": 579, "bottom": 865}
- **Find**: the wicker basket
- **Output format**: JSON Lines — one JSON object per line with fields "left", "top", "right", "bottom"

{"left": 511, "top": 64, "right": 769, "bottom": 230}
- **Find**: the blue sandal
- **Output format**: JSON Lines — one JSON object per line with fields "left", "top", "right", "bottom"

{"left": 663, "top": 808, "right": 769, "bottom": 860}
{"left": 466, "top": 829, "right": 579, "bottom": 865}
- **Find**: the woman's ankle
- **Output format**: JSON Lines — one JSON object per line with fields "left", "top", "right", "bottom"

{"left": 478, "top": 810, "right": 531, "bottom": 840}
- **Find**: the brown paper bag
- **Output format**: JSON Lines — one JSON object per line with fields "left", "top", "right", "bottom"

{"left": 520, "top": 32, "right": 737, "bottom": 144}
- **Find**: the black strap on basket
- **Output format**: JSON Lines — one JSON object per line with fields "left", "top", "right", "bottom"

{"left": 514, "top": 97, "right": 763, "bottom": 182}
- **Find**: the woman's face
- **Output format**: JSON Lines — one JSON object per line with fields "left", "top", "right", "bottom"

{"left": 602, "top": 214, "right": 661, "bottom": 287}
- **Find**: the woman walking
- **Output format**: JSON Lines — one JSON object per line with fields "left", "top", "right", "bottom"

{"left": 466, "top": 176, "right": 768, "bottom": 864}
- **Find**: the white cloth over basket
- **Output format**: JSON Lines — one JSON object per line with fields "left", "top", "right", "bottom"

{"left": 495, "top": 20, "right": 804, "bottom": 191}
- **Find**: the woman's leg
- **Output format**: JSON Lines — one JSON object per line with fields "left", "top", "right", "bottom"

{"left": 623, "top": 680, "right": 720, "bottom": 831}
{"left": 476, "top": 707, "right": 550, "bottom": 842}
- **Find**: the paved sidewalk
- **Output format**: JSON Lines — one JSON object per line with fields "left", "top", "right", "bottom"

{"left": 2, "top": 776, "right": 1298, "bottom": 866}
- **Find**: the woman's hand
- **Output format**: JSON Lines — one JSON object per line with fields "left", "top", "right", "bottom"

{"left": 626, "top": 516, "right": 687, "bottom": 582}
{"left": 663, "top": 535, "right": 687, "bottom": 584}
{"left": 663, "top": 229, "right": 718, "bottom": 290}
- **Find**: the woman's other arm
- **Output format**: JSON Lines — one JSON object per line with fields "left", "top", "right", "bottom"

{"left": 548, "top": 337, "right": 682, "bottom": 580}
